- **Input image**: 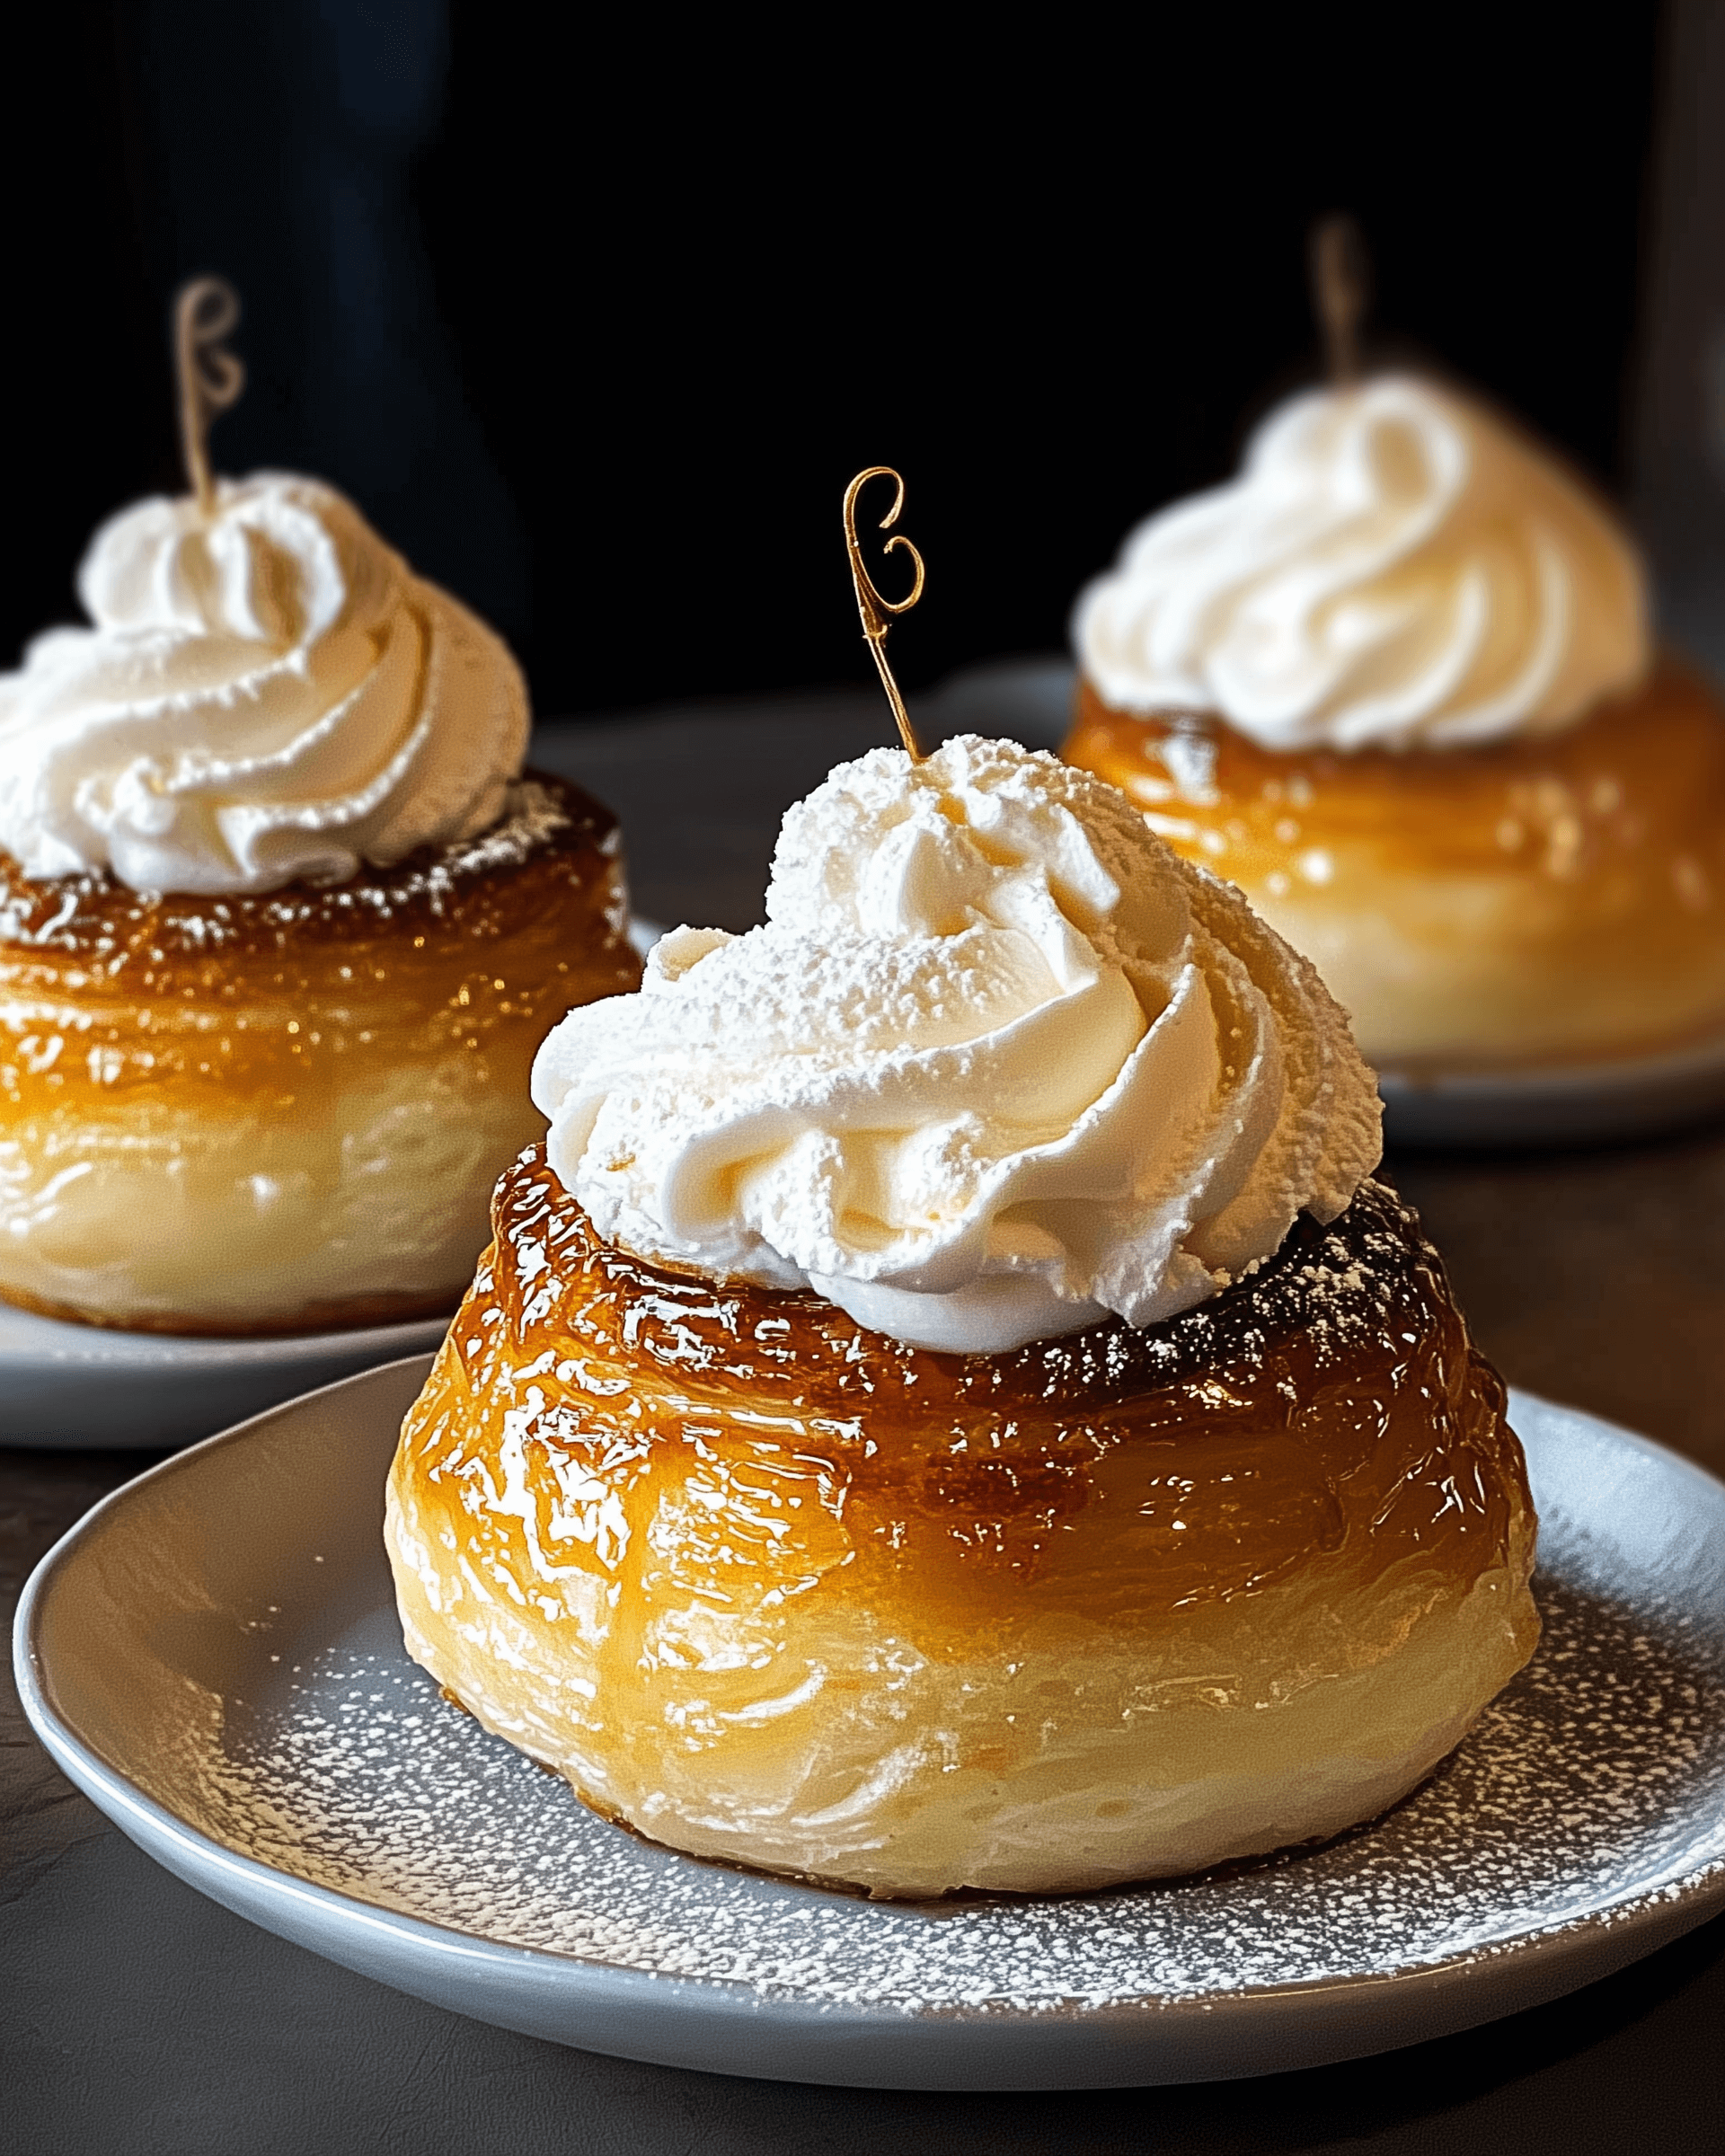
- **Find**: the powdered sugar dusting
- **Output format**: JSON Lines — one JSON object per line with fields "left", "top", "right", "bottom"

{"left": 0, "top": 775, "right": 596, "bottom": 960}
{"left": 178, "top": 1574, "right": 1725, "bottom": 2015}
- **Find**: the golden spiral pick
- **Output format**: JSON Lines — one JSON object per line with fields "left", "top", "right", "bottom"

{"left": 843, "top": 465, "right": 926, "bottom": 760}
{"left": 1310, "top": 216, "right": 1368, "bottom": 387}
{"left": 173, "top": 276, "right": 246, "bottom": 514}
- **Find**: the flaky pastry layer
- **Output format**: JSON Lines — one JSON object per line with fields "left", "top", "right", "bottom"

{"left": 0, "top": 777, "right": 640, "bottom": 1333}
{"left": 386, "top": 1148, "right": 1538, "bottom": 1897}
{"left": 1065, "top": 662, "right": 1725, "bottom": 1068}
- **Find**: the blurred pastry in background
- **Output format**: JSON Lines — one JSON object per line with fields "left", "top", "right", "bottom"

{"left": 0, "top": 284, "right": 638, "bottom": 1336}
{"left": 1065, "top": 252, "right": 1725, "bottom": 1075}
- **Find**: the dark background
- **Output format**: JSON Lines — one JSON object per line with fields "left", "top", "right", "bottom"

{"left": 0, "top": 3, "right": 1667, "bottom": 719}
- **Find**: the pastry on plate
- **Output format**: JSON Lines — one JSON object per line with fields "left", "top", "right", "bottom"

{"left": 387, "top": 734, "right": 1538, "bottom": 1898}
{"left": 0, "top": 472, "right": 639, "bottom": 1334}
{"left": 1066, "top": 372, "right": 1725, "bottom": 1073}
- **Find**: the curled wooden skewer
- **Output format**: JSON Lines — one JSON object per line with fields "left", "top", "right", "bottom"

{"left": 843, "top": 466, "right": 926, "bottom": 760}
{"left": 174, "top": 277, "right": 245, "bottom": 514}
{"left": 1310, "top": 216, "right": 1369, "bottom": 388}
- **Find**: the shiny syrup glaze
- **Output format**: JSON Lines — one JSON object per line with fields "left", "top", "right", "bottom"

{"left": 1065, "top": 661, "right": 1725, "bottom": 934}
{"left": 400, "top": 1146, "right": 1532, "bottom": 1657}
{"left": 0, "top": 773, "right": 639, "bottom": 1127}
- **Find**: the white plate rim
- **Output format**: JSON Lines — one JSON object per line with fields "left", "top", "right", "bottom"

{"left": 0, "top": 1303, "right": 450, "bottom": 1374}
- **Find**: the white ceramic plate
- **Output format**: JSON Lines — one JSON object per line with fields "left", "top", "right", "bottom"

{"left": 15, "top": 1367, "right": 1725, "bottom": 2090}
{"left": 1376, "top": 1030, "right": 1725, "bottom": 1149}
{"left": 0, "top": 917, "right": 666, "bottom": 1453}
{"left": 937, "top": 656, "right": 1725, "bottom": 1149}
{"left": 0, "top": 1302, "right": 451, "bottom": 1452}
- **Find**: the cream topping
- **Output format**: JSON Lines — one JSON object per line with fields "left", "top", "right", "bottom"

{"left": 1075, "top": 375, "right": 1649, "bottom": 752}
{"left": 0, "top": 473, "right": 527, "bottom": 894}
{"left": 532, "top": 735, "right": 1381, "bottom": 1353}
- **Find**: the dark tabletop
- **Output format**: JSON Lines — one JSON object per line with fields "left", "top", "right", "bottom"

{"left": 5, "top": 691, "right": 1723, "bottom": 2154}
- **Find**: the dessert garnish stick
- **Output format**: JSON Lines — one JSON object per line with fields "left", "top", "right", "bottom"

{"left": 843, "top": 465, "right": 927, "bottom": 761}
{"left": 173, "top": 277, "right": 245, "bottom": 516}
{"left": 1311, "top": 216, "right": 1368, "bottom": 387}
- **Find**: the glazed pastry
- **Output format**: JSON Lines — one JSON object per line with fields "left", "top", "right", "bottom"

{"left": 0, "top": 475, "right": 639, "bottom": 1333}
{"left": 388, "top": 736, "right": 1537, "bottom": 1897}
{"left": 1066, "top": 375, "right": 1725, "bottom": 1070}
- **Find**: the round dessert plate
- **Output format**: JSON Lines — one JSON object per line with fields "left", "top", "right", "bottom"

{"left": 15, "top": 1366, "right": 1725, "bottom": 2090}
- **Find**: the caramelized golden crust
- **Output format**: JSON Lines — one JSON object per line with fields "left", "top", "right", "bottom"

{"left": 1065, "top": 663, "right": 1725, "bottom": 1067}
{"left": 0, "top": 771, "right": 627, "bottom": 1018}
{"left": 0, "top": 777, "right": 641, "bottom": 1334}
{"left": 387, "top": 1147, "right": 1538, "bottom": 1896}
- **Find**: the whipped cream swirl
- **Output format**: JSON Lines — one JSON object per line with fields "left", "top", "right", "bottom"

{"left": 533, "top": 736, "right": 1381, "bottom": 1354}
{"left": 1075, "top": 375, "right": 1649, "bottom": 753}
{"left": 0, "top": 473, "right": 528, "bottom": 894}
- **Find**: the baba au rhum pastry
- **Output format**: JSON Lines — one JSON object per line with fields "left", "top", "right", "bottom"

{"left": 0, "top": 473, "right": 639, "bottom": 1333}
{"left": 387, "top": 734, "right": 1538, "bottom": 1897}
{"left": 1067, "top": 373, "right": 1725, "bottom": 1071}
